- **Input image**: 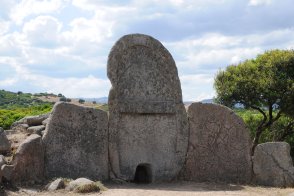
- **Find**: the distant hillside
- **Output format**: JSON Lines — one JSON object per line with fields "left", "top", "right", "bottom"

{"left": 200, "top": 99, "right": 214, "bottom": 104}
{"left": 0, "top": 90, "right": 52, "bottom": 109}
{"left": 0, "top": 90, "right": 53, "bottom": 129}
{"left": 82, "top": 97, "right": 108, "bottom": 104}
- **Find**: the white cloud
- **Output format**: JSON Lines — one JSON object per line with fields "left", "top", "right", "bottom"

{"left": 62, "top": 14, "right": 113, "bottom": 44}
{"left": 23, "top": 15, "right": 62, "bottom": 48}
{"left": 0, "top": 78, "right": 18, "bottom": 86}
{"left": 30, "top": 74, "right": 110, "bottom": 98}
{"left": 0, "top": 20, "right": 10, "bottom": 35}
{"left": 10, "top": 0, "right": 67, "bottom": 25}
{"left": 1, "top": 0, "right": 294, "bottom": 100}
{"left": 0, "top": 57, "right": 110, "bottom": 97}
{"left": 167, "top": 29, "right": 294, "bottom": 72}
{"left": 249, "top": 0, "right": 272, "bottom": 6}
{"left": 180, "top": 74, "right": 215, "bottom": 101}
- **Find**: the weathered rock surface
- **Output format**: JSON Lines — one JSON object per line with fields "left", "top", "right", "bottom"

{"left": 1, "top": 165, "right": 14, "bottom": 181}
{"left": 253, "top": 142, "right": 294, "bottom": 187}
{"left": 11, "top": 114, "right": 49, "bottom": 128}
{"left": 43, "top": 102, "right": 108, "bottom": 180}
{"left": 11, "top": 123, "right": 29, "bottom": 132}
{"left": 0, "top": 155, "right": 5, "bottom": 168}
{"left": 66, "top": 178, "right": 94, "bottom": 191}
{"left": 108, "top": 34, "right": 189, "bottom": 182}
{"left": 0, "top": 127, "right": 10, "bottom": 154}
{"left": 8, "top": 134, "right": 44, "bottom": 183}
{"left": 181, "top": 103, "right": 252, "bottom": 183}
{"left": 47, "top": 178, "right": 65, "bottom": 191}
{"left": 26, "top": 114, "right": 50, "bottom": 126}
{"left": 27, "top": 125, "right": 46, "bottom": 135}
{"left": 0, "top": 155, "right": 5, "bottom": 183}
{"left": 42, "top": 118, "right": 49, "bottom": 126}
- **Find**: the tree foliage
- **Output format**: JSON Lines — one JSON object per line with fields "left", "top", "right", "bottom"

{"left": 214, "top": 49, "right": 294, "bottom": 154}
{"left": 78, "top": 99, "right": 85, "bottom": 104}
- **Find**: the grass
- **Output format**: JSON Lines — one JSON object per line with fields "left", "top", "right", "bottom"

{"left": 75, "top": 181, "right": 107, "bottom": 193}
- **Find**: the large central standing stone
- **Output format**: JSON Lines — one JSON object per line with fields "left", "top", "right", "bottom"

{"left": 107, "top": 34, "right": 189, "bottom": 182}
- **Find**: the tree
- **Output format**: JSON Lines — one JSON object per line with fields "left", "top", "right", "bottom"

{"left": 78, "top": 99, "right": 85, "bottom": 104}
{"left": 214, "top": 49, "right": 294, "bottom": 155}
{"left": 59, "top": 97, "right": 66, "bottom": 102}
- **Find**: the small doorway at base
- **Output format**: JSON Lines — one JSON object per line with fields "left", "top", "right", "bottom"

{"left": 133, "top": 163, "right": 152, "bottom": 184}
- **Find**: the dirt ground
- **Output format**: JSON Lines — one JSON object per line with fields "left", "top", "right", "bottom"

{"left": 3, "top": 181, "right": 294, "bottom": 196}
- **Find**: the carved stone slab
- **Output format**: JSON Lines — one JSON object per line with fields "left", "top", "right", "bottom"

{"left": 108, "top": 34, "right": 188, "bottom": 182}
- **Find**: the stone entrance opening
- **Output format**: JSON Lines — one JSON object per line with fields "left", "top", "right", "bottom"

{"left": 133, "top": 163, "right": 152, "bottom": 184}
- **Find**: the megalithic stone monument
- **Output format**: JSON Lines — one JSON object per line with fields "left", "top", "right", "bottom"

{"left": 107, "top": 34, "right": 189, "bottom": 182}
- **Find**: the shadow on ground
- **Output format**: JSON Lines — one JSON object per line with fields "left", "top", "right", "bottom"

{"left": 104, "top": 181, "right": 245, "bottom": 192}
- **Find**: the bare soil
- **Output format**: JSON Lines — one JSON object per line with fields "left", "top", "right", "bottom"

{"left": 3, "top": 181, "right": 294, "bottom": 196}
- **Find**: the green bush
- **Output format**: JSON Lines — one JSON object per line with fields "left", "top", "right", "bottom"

{"left": 0, "top": 104, "right": 53, "bottom": 129}
{"left": 59, "top": 97, "right": 67, "bottom": 102}
{"left": 78, "top": 99, "right": 85, "bottom": 104}
{"left": 236, "top": 109, "right": 294, "bottom": 157}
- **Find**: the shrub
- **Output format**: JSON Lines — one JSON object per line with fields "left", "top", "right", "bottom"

{"left": 78, "top": 99, "right": 85, "bottom": 104}
{"left": 59, "top": 97, "right": 66, "bottom": 102}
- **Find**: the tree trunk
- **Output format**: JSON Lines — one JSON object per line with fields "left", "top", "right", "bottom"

{"left": 251, "top": 126, "right": 264, "bottom": 156}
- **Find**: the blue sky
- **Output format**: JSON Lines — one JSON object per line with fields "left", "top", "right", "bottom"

{"left": 1, "top": 0, "right": 294, "bottom": 101}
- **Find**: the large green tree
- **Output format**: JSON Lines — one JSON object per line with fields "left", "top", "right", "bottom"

{"left": 214, "top": 49, "right": 294, "bottom": 155}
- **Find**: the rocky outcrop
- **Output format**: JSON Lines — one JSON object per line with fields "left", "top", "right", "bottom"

{"left": 11, "top": 114, "right": 49, "bottom": 128}
{"left": 253, "top": 142, "right": 294, "bottom": 187}
{"left": 2, "top": 134, "right": 44, "bottom": 183}
{"left": 108, "top": 34, "right": 189, "bottom": 182}
{"left": 25, "top": 114, "right": 50, "bottom": 127}
{"left": 11, "top": 114, "right": 50, "bottom": 133}
{"left": 180, "top": 103, "right": 252, "bottom": 183}
{"left": 0, "top": 127, "right": 10, "bottom": 154}
{"left": 43, "top": 102, "right": 109, "bottom": 180}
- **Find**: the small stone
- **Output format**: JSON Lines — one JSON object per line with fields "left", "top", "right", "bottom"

{"left": 65, "top": 178, "right": 94, "bottom": 191}
{"left": 27, "top": 125, "right": 45, "bottom": 135}
{"left": 11, "top": 124, "right": 29, "bottom": 132}
{"left": 48, "top": 178, "right": 65, "bottom": 191}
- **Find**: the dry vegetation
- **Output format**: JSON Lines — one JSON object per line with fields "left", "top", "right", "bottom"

{"left": 4, "top": 182, "right": 294, "bottom": 196}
